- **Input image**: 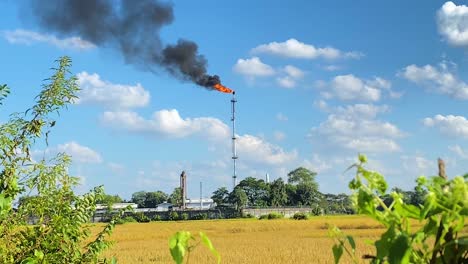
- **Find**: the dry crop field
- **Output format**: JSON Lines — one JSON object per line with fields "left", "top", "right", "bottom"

{"left": 93, "top": 215, "right": 388, "bottom": 264}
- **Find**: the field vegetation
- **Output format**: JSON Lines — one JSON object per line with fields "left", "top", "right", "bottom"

{"left": 95, "top": 215, "right": 384, "bottom": 263}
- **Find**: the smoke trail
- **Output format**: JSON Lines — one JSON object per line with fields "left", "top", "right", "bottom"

{"left": 26, "top": 0, "right": 221, "bottom": 88}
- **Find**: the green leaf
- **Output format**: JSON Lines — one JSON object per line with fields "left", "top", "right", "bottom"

{"left": 388, "top": 234, "right": 411, "bottom": 264}
{"left": 169, "top": 231, "right": 192, "bottom": 264}
{"left": 332, "top": 244, "right": 343, "bottom": 264}
{"left": 200, "top": 232, "right": 221, "bottom": 264}
{"left": 346, "top": 235, "right": 356, "bottom": 251}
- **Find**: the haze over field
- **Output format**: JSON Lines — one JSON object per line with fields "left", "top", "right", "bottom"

{"left": 1, "top": 0, "right": 467, "bottom": 199}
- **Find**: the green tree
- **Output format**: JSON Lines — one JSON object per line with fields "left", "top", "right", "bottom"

{"left": 0, "top": 57, "right": 119, "bottom": 263}
{"left": 211, "top": 187, "right": 229, "bottom": 207}
{"left": 229, "top": 187, "right": 248, "bottom": 210}
{"left": 269, "top": 178, "right": 288, "bottom": 206}
{"left": 237, "top": 177, "right": 270, "bottom": 206}
{"left": 296, "top": 182, "right": 322, "bottom": 206}
{"left": 144, "top": 191, "right": 168, "bottom": 208}
{"left": 287, "top": 167, "right": 318, "bottom": 187}
{"left": 96, "top": 193, "right": 123, "bottom": 204}
{"left": 169, "top": 187, "right": 182, "bottom": 206}
{"left": 131, "top": 191, "right": 147, "bottom": 208}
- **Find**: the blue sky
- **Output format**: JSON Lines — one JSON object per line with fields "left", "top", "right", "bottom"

{"left": 1, "top": 0, "right": 468, "bottom": 199}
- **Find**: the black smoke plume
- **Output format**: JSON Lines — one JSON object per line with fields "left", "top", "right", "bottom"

{"left": 26, "top": 0, "right": 221, "bottom": 88}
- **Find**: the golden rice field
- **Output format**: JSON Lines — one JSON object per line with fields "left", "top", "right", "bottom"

{"left": 92, "top": 215, "right": 391, "bottom": 264}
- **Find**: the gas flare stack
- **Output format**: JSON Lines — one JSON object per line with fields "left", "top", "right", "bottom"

{"left": 231, "top": 91, "right": 238, "bottom": 189}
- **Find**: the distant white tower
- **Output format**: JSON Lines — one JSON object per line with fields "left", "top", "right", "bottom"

{"left": 265, "top": 173, "right": 270, "bottom": 183}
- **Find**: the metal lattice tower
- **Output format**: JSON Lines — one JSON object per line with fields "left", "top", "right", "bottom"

{"left": 231, "top": 92, "right": 238, "bottom": 189}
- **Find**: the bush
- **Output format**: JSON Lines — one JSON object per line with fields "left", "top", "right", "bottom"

{"left": 292, "top": 212, "right": 309, "bottom": 220}
{"left": 152, "top": 215, "right": 162, "bottom": 221}
{"left": 259, "top": 212, "right": 284, "bottom": 220}
{"left": 169, "top": 211, "right": 179, "bottom": 221}
{"left": 116, "top": 216, "right": 137, "bottom": 224}
{"left": 133, "top": 212, "right": 150, "bottom": 223}
{"left": 180, "top": 213, "right": 189, "bottom": 221}
{"left": 192, "top": 213, "right": 208, "bottom": 220}
{"left": 0, "top": 57, "right": 120, "bottom": 263}
{"left": 330, "top": 154, "right": 468, "bottom": 264}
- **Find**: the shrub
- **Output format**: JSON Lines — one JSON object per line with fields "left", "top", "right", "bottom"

{"left": 259, "top": 212, "right": 284, "bottom": 220}
{"left": 0, "top": 57, "right": 120, "bottom": 263}
{"left": 192, "top": 213, "right": 208, "bottom": 220}
{"left": 116, "top": 216, "right": 137, "bottom": 224}
{"left": 330, "top": 154, "right": 468, "bottom": 264}
{"left": 152, "top": 215, "right": 162, "bottom": 221}
{"left": 169, "top": 211, "right": 179, "bottom": 221}
{"left": 133, "top": 212, "right": 150, "bottom": 223}
{"left": 292, "top": 212, "right": 309, "bottom": 220}
{"left": 180, "top": 213, "right": 189, "bottom": 221}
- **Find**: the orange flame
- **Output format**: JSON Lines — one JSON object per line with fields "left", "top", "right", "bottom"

{"left": 213, "top": 83, "right": 234, "bottom": 94}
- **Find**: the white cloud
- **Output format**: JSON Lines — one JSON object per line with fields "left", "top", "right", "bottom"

{"left": 437, "top": 2, "right": 468, "bottom": 46}
{"left": 323, "top": 65, "right": 341, "bottom": 71}
{"left": 401, "top": 155, "right": 436, "bottom": 175}
{"left": 34, "top": 141, "right": 102, "bottom": 164}
{"left": 276, "top": 65, "right": 305, "bottom": 88}
{"left": 233, "top": 57, "right": 275, "bottom": 77}
{"left": 237, "top": 134, "right": 297, "bottom": 165}
{"left": 449, "top": 145, "right": 468, "bottom": 159}
{"left": 322, "top": 74, "right": 390, "bottom": 102}
{"left": 2, "top": 29, "right": 95, "bottom": 50}
{"left": 276, "top": 76, "right": 296, "bottom": 88}
{"left": 401, "top": 63, "right": 468, "bottom": 99}
{"left": 283, "top": 65, "right": 305, "bottom": 79}
{"left": 251, "top": 38, "right": 362, "bottom": 60}
{"left": 76, "top": 72, "right": 150, "bottom": 109}
{"left": 309, "top": 104, "right": 403, "bottom": 153}
{"left": 276, "top": 113, "right": 288, "bottom": 121}
{"left": 100, "top": 109, "right": 230, "bottom": 140}
{"left": 423, "top": 114, "right": 468, "bottom": 138}
{"left": 334, "top": 104, "right": 389, "bottom": 119}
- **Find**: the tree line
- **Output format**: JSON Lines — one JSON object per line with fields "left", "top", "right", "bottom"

{"left": 88, "top": 166, "right": 427, "bottom": 216}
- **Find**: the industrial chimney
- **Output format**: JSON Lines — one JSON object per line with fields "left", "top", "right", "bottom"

{"left": 180, "top": 171, "right": 187, "bottom": 209}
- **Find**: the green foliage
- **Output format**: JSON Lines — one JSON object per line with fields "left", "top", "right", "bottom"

{"left": 131, "top": 191, "right": 169, "bottom": 208}
{"left": 144, "top": 191, "right": 168, "bottom": 208}
{"left": 152, "top": 215, "right": 162, "bottom": 221}
{"left": 330, "top": 154, "right": 468, "bottom": 263}
{"left": 131, "top": 191, "right": 147, "bottom": 208}
{"left": 169, "top": 231, "right": 220, "bottom": 264}
{"left": 228, "top": 187, "right": 248, "bottom": 210}
{"left": 292, "top": 212, "right": 309, "bottom": 220}
{"left": 116, "top": 216, "right": 137, "bottom": 224}
{"left": 192, "top": 213, "right": 208, "bottom": 220}
{"left": 259, "top": 212, "right": 284, "bottom": 220}
{"left": 169, "top": 187, "right": 183, "bottom": 207}
{"left": 169, "top": 211, "right": 179, "bottom": 221}
{"left": 0, "top": 57, "right": 119, "bottom": 263}
{"left": 211, "top": 187, "right": 229, "bottom": 207}
{"left": 133, "top": 212, "right": 150, "bottom": 223}
{"left": 287, "top": 167, "right": 318, "bottom": 186}
{"left": 180, "top": 213, "right": 189, "bottom": 221}
{"left": 269, "top": 178, "right": 288, "bottom": 206}
{"left": 96, "top": 193, "right": 123, "bottom": 206}
{"left": 236, "top": 177, "right": 270, "bottom": 207}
